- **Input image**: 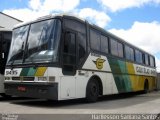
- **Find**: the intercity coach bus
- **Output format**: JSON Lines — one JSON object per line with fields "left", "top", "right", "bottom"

{"left": 0, "top": 30, "right": 12, "bottom": 97}
{"left": 4, "top": 14, "right": 156, "bottom": 102}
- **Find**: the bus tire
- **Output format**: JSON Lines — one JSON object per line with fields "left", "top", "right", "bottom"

{"left": 144, "top": 80, "right": 149, "bottom": 93}
{"left": 0, "top": 93, "right": 11, "bottom": 98}
{"left": 86, "top": 79, "right": 99, "bottom": 102}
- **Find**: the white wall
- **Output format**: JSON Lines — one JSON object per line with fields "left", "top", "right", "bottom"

{"left": 0, "top": 13, "right": 22, "bottom": 30}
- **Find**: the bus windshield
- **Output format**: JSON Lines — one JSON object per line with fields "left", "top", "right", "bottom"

{"left": 7, "top": 19, "right": 61, "bottom": 65}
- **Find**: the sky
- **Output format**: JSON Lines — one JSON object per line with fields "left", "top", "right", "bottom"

{"left": 1, "top": 0, "right": 160, "bottom": 71}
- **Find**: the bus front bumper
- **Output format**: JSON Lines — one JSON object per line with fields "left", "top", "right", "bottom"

{"left": 4, "top": 82, "right": 58, "bottom": 100}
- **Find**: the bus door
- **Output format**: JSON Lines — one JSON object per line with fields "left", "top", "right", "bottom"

{"left": 61, "top": 31, "right": 77, "bottom": 99}
{"left": 0, "top": 32, "right": 3, "bottom": 74}
{"left": 0, "top": 32, "right": 11, "bottom": 75}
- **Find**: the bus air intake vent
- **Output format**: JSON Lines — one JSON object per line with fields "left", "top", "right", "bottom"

{"left": 12, "top": 77, "right": 34, "bottom": 81}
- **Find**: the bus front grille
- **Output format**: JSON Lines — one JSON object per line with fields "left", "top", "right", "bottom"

{"left": 12, "top": 77, "right": 21, "bottom": 81}
{"left": 12, "top": 77, "right": 35, "bottom": 81}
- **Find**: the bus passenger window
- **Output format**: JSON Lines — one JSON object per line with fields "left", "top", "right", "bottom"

{"left": 135, "top": 50, "right": 143, "bottom": 64}
{"left": 145, "top": 54, "right": 149, "bottom": 65}
{"left": 64, "top": 32, "right": 76, "bottom": 55}
{"left": 125, "top": 46, "right": 134, "bottom": 61}
{"left": 90, "top": 29, "right": 100, "bottom": 51}
{"left": 78, "top": 32, "right": 86, "bottom": 62}
{"left": 101, "top": 35, "right": 108, "bottom": 54}
{"left": 150, "top": 56, "right": 155, "bottom": 67}
{"left": 62, "top": 32, "right": 76, "bottom": 75}
{"left": 110, "top": 38, "right": 123, "bottom": 58}
{"left": 110, "top": 39, "right": 117, "bottom": 56}
{"left": 118, "top": 43, "right": 123, "bottom": 57}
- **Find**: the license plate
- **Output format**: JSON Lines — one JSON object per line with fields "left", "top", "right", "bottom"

{"left": 17, "top": 86, "right": 26, "bottom": 92}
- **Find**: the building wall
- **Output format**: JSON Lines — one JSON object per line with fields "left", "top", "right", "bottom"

{"left": 0, "top": 13, "right": 22, "bottom": 30}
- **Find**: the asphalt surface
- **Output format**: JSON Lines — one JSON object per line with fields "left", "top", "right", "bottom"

{"left": 0, "top": 91, "right": 160, "bottom": 120}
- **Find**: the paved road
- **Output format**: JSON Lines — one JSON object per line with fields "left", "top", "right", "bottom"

{"left": 0, "top": 91, "right": 160, "bottom": 120}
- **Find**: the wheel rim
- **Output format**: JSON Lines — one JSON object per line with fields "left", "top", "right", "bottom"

{"left": 90, "top": 83, "right": 98, "bottom": 96}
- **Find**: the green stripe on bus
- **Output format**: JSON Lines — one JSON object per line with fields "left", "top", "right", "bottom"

{"left": 118, "top": 60, "right": 126, "bottom": 73}
{"left": 108, "top": 58, "right": 122, "bottom": 73}
{"left": 20, "top": 68, "right": 30, "bottom": 76}
{"left": 27, "top": 67, "right": 37, "bottom": 76}
{"left": 108, "top": 58, "right": 132, "bottom": 93}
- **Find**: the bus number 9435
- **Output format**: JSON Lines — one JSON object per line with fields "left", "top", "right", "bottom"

{"left": 5, "top": 70, "right": 18, "bottom": 76}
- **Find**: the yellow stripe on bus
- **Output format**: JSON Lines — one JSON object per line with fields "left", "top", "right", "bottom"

{"left": 125, "top": 62, "right": 156, "bottom": 91}
{"left": 35, "top": 67, "right": 47, "bottom": 76}
{"left": 126, "top": 62, "right": 137, "bottom": 91}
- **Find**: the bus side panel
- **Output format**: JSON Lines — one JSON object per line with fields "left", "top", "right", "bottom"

{"left": 106, "top": 57, "right": 156, "bottom": 93}
{"left": 102, "top": 73, "right": 118, "bottom": 95}
{"left": 108, "top": 58, "right": 133, "bottom": 93}
{"left": 82, "top": 54, "right": 119, "bottom": 96}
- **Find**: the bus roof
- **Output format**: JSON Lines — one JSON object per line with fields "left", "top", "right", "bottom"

{"left": 13, "top": 14, "right": 86, "bottom": 29}
{"left": 0, "top": 29, "right": 12, "bottom": 32}
{"left": 12, "top": 14, "right": 154, "bottom": 57}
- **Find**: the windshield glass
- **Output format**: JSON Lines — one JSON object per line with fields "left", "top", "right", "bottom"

{"left": 24, "top": 19, "right": 61, "bottom": 63}
{"left": 7, "top": 19, "right": 61, "bottom": 65}
{"left": 7, "top": 25, "right": 29, "bottom": 64}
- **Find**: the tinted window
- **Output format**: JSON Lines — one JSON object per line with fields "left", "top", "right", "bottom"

{"left": 150, "top": 56, "right": 155, "bottom": 67}
{"left": 125, "top": 46, "right": 130, "bottom": 60}
{"left": 135, "top": 50, "right": 143, "bottom": 63}
{"left": 65, "top": 19, "right": 87, "bottom": 64}
{"left": 118, "top": 43, "right": 123, "bottom": 57}
{"left": 78, "top": 32, "right": 86, "bottom": 62}
{"left": 125, "top": 46, "right": 134, "bottom": 61}
{"left": 145, "top": 54, "right": 149, "bottom": 65}
{"left": 64, "top": 19, "right": 85, "bottom": 34}
{"left": 111, "top": 39, "right": 117, "bottom": 56}
{"left": 90, "top": 29, "right": 100, "bottom": 51}
{"left": 111, "top": 38, "right": 123, "bottom": 57}
{"left": 101, "top": 35, "right": 108, "bottom": 53}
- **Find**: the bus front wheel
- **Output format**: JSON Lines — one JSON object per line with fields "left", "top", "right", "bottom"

{"left": 0, "top": 93, "right": 11, "bottom": 98}
{"left": 86, "top": 79, "right": 99, "bottom": 102}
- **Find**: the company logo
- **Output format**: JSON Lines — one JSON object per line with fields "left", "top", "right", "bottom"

{"left": 93, "top": 58, "right": 106, "bottom": 69}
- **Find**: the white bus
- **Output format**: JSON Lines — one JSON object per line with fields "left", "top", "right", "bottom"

{"left": 4, "top": 15, "right": 156, "bottom": 102}
{"left": 0, "top": 30, "right": 12, "bottom": 97}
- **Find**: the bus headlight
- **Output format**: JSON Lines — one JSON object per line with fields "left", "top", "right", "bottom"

{"left": 5, "top": 77, "right": 11, "bottom": 80}
{"left": 38, "top": 77, "right": 47, "bottom": 81}
{"left": 49, "top": 76, "right": 55, "bottom": 82}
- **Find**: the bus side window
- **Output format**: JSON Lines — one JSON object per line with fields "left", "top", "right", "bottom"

{"left": 150, "top": 56, "right": 155, "bottom": 67}
{"left": 135, "top": 50, "right": 143, "bottom": 64}
{"left": 125, "top": 45, "right": 134, "bottom": 61}
{"left": 64, "top": 32, "right": 76, "bottom": 55}
{"left": 62, "top": 31, "right": 76, "bottom": 75}
{"left": 145, "top": 54, "right": 149, "bottom": 65}
{"left": 78, "top": 32, "right": 86, "bottom": 63}
{"left": 64, "top": 18, "right": 87, "bottom": 65}
{"left": 110, "top": 38, "right": 123, "bottom": 58}
{"left": 90, "top": 28, "right": 100, "bottom": 51}
{"left": 100, "top": 35, "right": 108, "bottom": 54}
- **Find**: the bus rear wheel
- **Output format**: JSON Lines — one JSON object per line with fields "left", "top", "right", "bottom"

{"left": 144, "top": 80, "right": 149, "bottom": 93}
{"left": 86, "top": 79, "right": 99, "bottom": 102}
